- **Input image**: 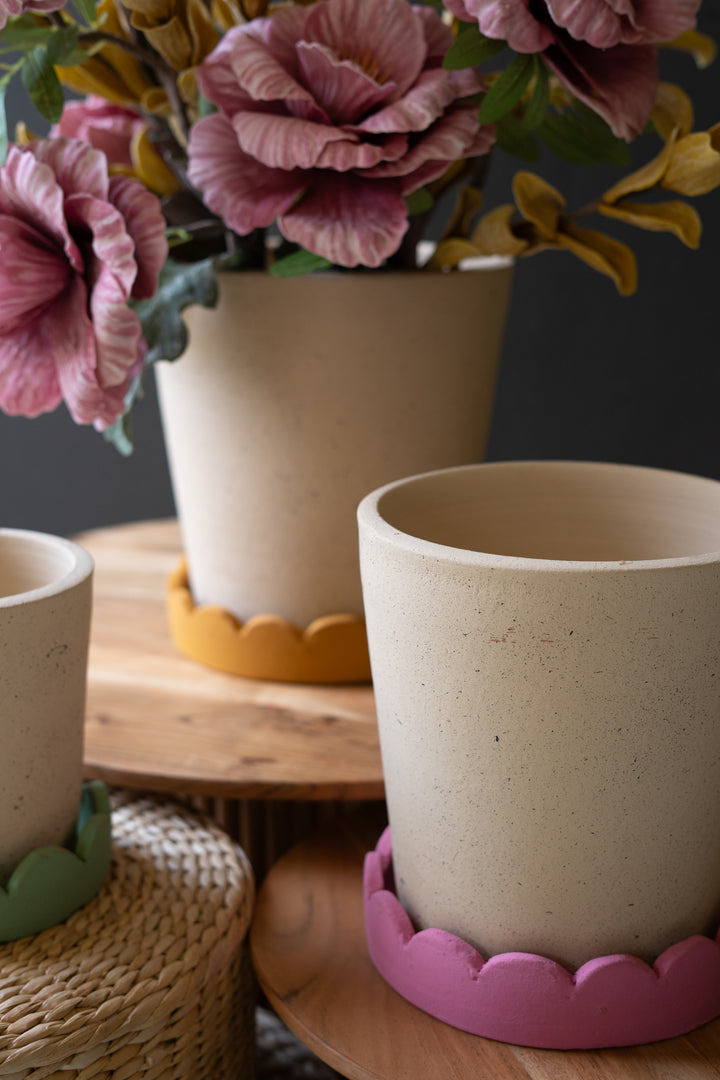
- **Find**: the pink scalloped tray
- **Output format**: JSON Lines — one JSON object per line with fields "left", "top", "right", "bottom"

{"left": 364, "top": 827, "right": 720, "bottom": 1049}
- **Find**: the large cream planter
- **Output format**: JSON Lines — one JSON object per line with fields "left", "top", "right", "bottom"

{"left": 0, "top": 530, "right": 93, "bottom": 882}
{"left": 358, "top": 460, "right": 720, "bottom": 971}
{"left": 156, "top": 262, "right": 513, "bottom": 682}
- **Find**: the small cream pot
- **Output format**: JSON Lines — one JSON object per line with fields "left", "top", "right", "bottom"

{"left": 0, "top": 530, "right": 93, "bottom": 884}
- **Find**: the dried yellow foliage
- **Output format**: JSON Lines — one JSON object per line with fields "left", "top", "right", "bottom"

{"left": 665, "top": 29, "right": 717, "bottom": 68}
{"left": 557, "top": 223, "right": 637, "bottom": 296}
{"left": 512, "top": 172, "right": 564, "bottom": 239}
{"left": 425, "top": 238, "right": 482, "bottom": 270}
{"left": 598, "top": 199, "right": 701, "bottom": 247}
{"left": 471, "top": 204, "right": 529, "bottom": 256}
{"left": 602, "top": 137, "right": 676, "bottom": 204}
{"left": 130, "top": 126, "right": 182, "bottom": 194}
{"left": 124, "top": 0, "right": 219, "bottom": 70}
{"left": 652, "top": 83, "right": 694, "bottom": 142}
{"left": 439, "top": 186, "right": 483, "bottom": 241}
{"left": 57, "top": 0, "right": 157, "bottom": 106}
{"left": 662, "top": 126, "right": 720, "bottom": 196}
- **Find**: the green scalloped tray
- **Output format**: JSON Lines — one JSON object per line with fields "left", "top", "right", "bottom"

{"left": 0, "top": 781, "right": 112, "bottom": 942}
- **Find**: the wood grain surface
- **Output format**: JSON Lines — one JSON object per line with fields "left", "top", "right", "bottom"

{"left": 250, "top": 811, "right": 720, "bottom": 1080}
{"left": 78, "top": 520, "right": 383, "bottom": 801}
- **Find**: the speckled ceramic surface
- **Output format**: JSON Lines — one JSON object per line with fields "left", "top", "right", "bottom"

{"left": 155, "top": 263, "right": 512, "bottom": 628}
{"left": 357, "top": 461, "right": 720, "bottom": 971}
{"left": 0, "top": 529, "right": 94, "bottom": 885}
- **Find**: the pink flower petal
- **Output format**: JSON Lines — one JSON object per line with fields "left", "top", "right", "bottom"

{"left": 363, "top": 105, "right": 494, "bottom": 180}
{"left": 302, "top": 0, "right": 427, "bottom": 100}
{"left": 453, "top": 0, "right": 555, "bottom": 51}
{"left": 64, "top": 192, "right": 137, "bottom": 301}
{"left": 631, "top": 0, "right": 701, "bottom": 42}
{"left": 545, "top": 38, "right": 658, "bottom": 139}
{"left": 315, "top": 131, "right": 408, "bottom": 171}
{"left": 415, "top": 5, "right": 456, "bottom": 64}
{"left": 28, "top": 136, "right": 108, "bottom": 202}
{"left": 355, "top": 67, "right": 483, "bottom": 135}
{"left": 297, "top": 41, "right": 395, "bottom": 124}
{"left": 0, "top": 217, "right": 70, "bottom": 334}
{"left": 53, "top": 277, "right": 136, "bottom": 427}
{"left": 227, "top": 22, "right": 316, "bottom": 108}
{"left": 0, "top": 146, "right": 82, "bottom": 273}
{"left": 108, "top": 175, "right": 168, "bottom": 300}
{"left": 232, "top": 110, "right": 359, "bottom": 171}
{"left": 187, "top": 114, "right": 305, "bottom": 234}
{"left": 195, "top": 30, "right": 259, "bottom": 114}
{"left": 0, "top": 318, "right": 63, "bottom": 418}
{"left": 51, "top": 97, "right": 144, "bottom": 167}
{"left": 279, "top": 174, "right": 408, "bottom": 268}
{"left": 546, "top": 0, "right": 700, "bottom": 46}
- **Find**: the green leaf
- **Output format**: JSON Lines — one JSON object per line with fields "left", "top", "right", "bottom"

{"left": 72, "top": 0, "right": 97, "bottom": 26}
{"left": 495, "top": 111, "right": 542, "bottom": 161}
{"left": 270, "top": 250, "right": 333, "bottom": 277}
{"left": 21, "top": 46, "right": 65, "bottom": 123}
{"left": 0, "top": 14, "right": 56, "bottom": 52}
{"left": 46, "top": 25, "right": 80, "bottom": 65}
{"left": 132, "top": 256, "right": 219, "bottom": 366}
{"left": 101, "top": 376, "right": 142, "bottom": 456}
{"left": 478, "top": 52, "right": 536, "bottom": 124}
{"left": 522, "top": 56, "right": 550, "bottom": 131}
{"left": 443, "top": 24, "right": 506, "bottom": 71}
{"left": 405, "top": 187, "right": 434, "bottom": 215}
{"left": 539, "top": 104, "right": 632, "bottom": 167}
{"left": 104, "top": 259, "right": 219, "bottom": 455}
{"left": 197, "top": 92, "right": 217, "bottom": 118}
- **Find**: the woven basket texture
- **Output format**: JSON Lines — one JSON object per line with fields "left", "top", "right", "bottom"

{"left": 0, "top": 795, "right": 256, "bottom": 1080}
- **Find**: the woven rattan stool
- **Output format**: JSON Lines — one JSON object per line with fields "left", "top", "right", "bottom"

{"left": 0, "top": 794, "right": 255, "bottom": 1080}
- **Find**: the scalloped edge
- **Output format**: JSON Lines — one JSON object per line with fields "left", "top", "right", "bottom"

{"left": 0, "top": 781, "right": 112, "bottom": 942}
{"left": 166, "top": 558, "right": 371, "bottom": 683}
{"left": 364, "top": 827, "right": 720, "bottom": 1049}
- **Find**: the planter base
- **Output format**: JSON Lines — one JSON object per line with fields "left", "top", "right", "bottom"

{"left": 364, "top": 828, "right": 720, "bottom": 1049}
{"left": 167, "top": 559, "right": 371, "bottom": 683}
{"left": 0, "top": 781, "right": 112, "bottom": 942}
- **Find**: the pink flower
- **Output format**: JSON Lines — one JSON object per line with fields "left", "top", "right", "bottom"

{"left": 187, "top": 0, "right": 494, "bottom": 268}
{"left": 0, "top": 139, "right": 168, "bottom": 427}
{"left": 51, "top": 97, "right": 145, "bottom": 170}
{"left": 0, "top": 0, "right": 63, "bottom": 31}
{"left": 444, "top": 0, "right": 701, "bottom": 140}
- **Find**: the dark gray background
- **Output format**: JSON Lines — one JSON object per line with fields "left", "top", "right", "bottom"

{"left": 2, "top": 12, "right": 719, "bottom": 539}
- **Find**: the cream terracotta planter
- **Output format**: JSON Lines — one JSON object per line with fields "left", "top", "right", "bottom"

{"left": 156, "top": 261, "right": 513, "bottom": 682}
{"left": 0, "top": 530, "right": 93, "bottom": 879}
{"left": 358, "top": 461, "right": 720, "bottom": 973}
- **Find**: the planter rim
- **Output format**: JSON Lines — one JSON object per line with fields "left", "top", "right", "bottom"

{"left": 207, "top": 252, "right": 513, "bottom": 286}
{"left": 0, "top": 529, "right": 94, "bottom": 608}
{"left": 357, "top": 459, "right": 720, "bottom": 574}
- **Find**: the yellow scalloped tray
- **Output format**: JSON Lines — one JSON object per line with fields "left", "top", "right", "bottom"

{"left": 166, "top": 559, "right": 372, "bottom": 684}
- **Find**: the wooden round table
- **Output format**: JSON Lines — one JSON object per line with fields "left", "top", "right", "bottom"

{"left": 77, "top": 519, "right": 383, "bottom": 874}
{"left": 251, "top": 811, "right": 720, "bottom": 1080}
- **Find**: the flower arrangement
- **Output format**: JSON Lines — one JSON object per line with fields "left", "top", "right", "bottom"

{"left": 0, "top": 0, "right": 717, "bottom": 449}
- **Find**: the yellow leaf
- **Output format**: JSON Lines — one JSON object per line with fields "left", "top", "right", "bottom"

{"left": 557, "top": 222, "right": 637, "bottom": 296}
{"left": 425, "top": 238, "right": 483, "bottom": 271}
{"left": 597, "top": 199, "right": 701, "bottom": 248}
{"left": 131, "top": 127, "right": 182, "bottom": 195}
{"left": 184, "top": 0, "right": 221, "bottom": 64}
{"left": 178, "top": 68, "right": 200, "bottom": 108}
{"left": 470, "top": 205, "right": 529, "bottom": 256}
{"left": 652, "top": 83, "right": 693, "bottom": 142}
{"left": 56, "top": 57, "right": 140, "bottom": 104}
{"left": 121, "top": 0, "right": 171, "bottom": 18}
{"left": 131, "top": 12, "right": 193, "bottom": 69}
{"left": 512, "top": 171, "right": 564, "bottom": 239}
{"left": 664, "top": 29, "right": 717, "bottom": 69}
{"left": 13, "top": 122, "right": 36, "bottom": 145}
{"left": 439, "top": 186, "right": 483, "bottom": 241}
{"left": 602, "top": 136, "right": 676, "bottom": 204}
{"left": 662, "top": 127, "right": 720, "bottom": 196}
{"left": 211, "top": 0, "right": 244, "bottom": 30}
{"left": 140, "top": 86, "right": 173, "bottom": 118}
